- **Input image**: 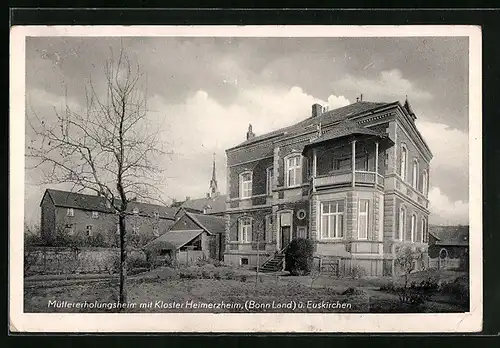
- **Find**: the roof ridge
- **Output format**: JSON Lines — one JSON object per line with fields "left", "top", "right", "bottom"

{"left": 229, "top": 101, "right": 396, "bottom": 150}
{"left": 185, "top": 211, "right": 211, "bottom": 235}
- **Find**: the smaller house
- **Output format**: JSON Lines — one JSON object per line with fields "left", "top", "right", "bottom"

{"left": 428, "top": 225, "right": 469, "bottom": 270}
{"left": 144, "top": 211, "right": 226, "bottom": 265}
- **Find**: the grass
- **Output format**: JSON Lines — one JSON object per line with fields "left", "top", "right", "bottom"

{"left": 24, "top": 268, "right": 469, "bottom": 313}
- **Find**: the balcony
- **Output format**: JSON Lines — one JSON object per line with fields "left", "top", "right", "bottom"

{"left": 314, "top": 170, "right": 384, "bottom": 190}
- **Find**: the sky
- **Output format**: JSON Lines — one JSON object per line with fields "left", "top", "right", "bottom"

{"left": 24, "top": 36, "right": 470, "bottom": 226}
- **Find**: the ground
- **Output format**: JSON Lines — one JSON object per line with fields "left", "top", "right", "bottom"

{"left": 24, "top": 268, "right": 469, "bottom": 313}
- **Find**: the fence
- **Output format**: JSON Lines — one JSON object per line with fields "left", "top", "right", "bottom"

{"left": 428, "top": 257, "right": 461, "bottom": 270}
{"left": 24, "top": 247, "right": 146, "bottom": 275}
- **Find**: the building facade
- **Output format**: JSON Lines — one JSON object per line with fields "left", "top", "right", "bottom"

{"left": 40, "top": 189, "right": 177, "bottom": 247}
{"left": 223, "top": 98, "right": 432, "bottom": 276}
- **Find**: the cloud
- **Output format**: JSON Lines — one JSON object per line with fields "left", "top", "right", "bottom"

{"left": 416, "top": 120, "right": 469, "bottom": 170}
{"left": 150, "top": 85, "right": 350, "bottom": 156}
{"left": 335, "top": 69, "right": 434, "bottom": 102}
{"left": 428, "top": 187, "right": 469, "bottom": 225}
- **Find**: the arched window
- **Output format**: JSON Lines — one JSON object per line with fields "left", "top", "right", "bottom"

{"left": 285, "top": 154, "right": 302, "bottom": 187}
{"left": 412, "top": 159, "right": 419, "bottom": 189}
{"left": 410, "top": 213, "right": 417, "bottom": 242}
{"left": 420, "top": 217, "right": 427, "bottom": 243}
{"left": 422, "top": 169, "right": 428, "bottom": 196}
{"left": 239, "top": 171, "right": 252, "bottom": 198}
{"left": 397, "top": 205, "right": 406, "bottom": 241}
{"left": 400, "top": 144, "right": 408, "bottom": 181}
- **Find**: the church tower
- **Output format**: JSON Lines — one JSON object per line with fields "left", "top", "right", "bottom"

{"left": 209, "top": 153, "right": 219, "bottom": 198}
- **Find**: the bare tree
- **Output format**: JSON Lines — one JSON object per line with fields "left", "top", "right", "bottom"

{"left": 27, "top": 46, "right": 168, "bottom": 303}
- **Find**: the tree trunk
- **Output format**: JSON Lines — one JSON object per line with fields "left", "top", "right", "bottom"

{"left": 119, "top": 214, "right": 127, "bottom": 304}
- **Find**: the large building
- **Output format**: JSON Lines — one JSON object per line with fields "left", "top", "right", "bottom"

{"left": 223, "top": 97, "right": 432, "bottom": 276}
{"left": 40, "top": 189, "right": 177, "bottom": 247}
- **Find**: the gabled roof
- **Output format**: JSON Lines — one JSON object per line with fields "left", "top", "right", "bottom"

{"left": 229, "top": 101, "right": 397, "bottom": 150}
{"left": 429, "top": 225, "right": 469, "bottom": 247}
{"left": 144, "top": 229, "right": 203, "bottom": 250}
{"left": 185, "top": 212, "right": 225, "bottom": 235}
{"left": 42, "top": 189, "right": 178, "bottom": 219}
{"left": 179, "top": 194, "right": 226, "bottom": 214}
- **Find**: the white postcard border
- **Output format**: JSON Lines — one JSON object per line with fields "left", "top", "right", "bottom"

{"left": 10, "top": 25, "right": 482, "bottom": 333}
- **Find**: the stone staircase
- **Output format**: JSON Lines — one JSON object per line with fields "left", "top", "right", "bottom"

{"left": 259, "top": 247, "right": 288, "bottom": 273}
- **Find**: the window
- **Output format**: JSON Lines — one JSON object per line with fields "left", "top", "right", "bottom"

{"left": 239, "top": 172, "right": 252, "bottom": 198}
{"left": 412, "top": 159, "right": 419, "bottom": 189}
{"left": 421, "top": 217, "right": 427, "bottom": 243}
{"left": 65, "top": 224, "right": 74, "bottom": 235}
{"left": 297, "top": 226, "right": 307, "bottom": 239}
{"left": 239, "top": 218, "right": 252, "bottom": 242}
{"left": 86, "top": 225, "right": 93, "bottom": 237}
{"left": 397, "top": 206, "right": 406, "bottom": 241}
{"left": 240, "top": 258, "right": 249, "bottom": 265}
{"left": 265, "top": 215, "right": 273, "bottom": 242}
{"left": 410, "top": 214, "right": 417, "bottom": 242}
{"left": 132, "top": 225, "right": 139, "bottom": 235}
{"left": 285, "top": 155, "right": 302, "bottom": 187}
{"left": 153, "top": 211, "right": 159, "bottom": 219}
{"left": 153, "top": 226, "right": 159, "bottom": 237}
{"left": 422, "top": 170, "right": 428, "bottom": 195}
{"left": 66, "top": 208, "right": 74, "bottom": 217}
{"left": 116, "top": 223, "right": 120, "bottom": 235}
{"left": 297, "top": 209, "right": 306, "bottom": 220}
{"left": 358, "top": 199, "right": 369, "bottom": 239}
{"left": 132, "top": 208, "right": 139, "bottom": 215}
{"left": 400, "top": 145, "right": 408, "bottom": 181}
{"left": 320, "top": 200, "right": 345, "bottom": 239}
{"left": 333, "top": 157, "right": 351, "bottom": 171}
{"left": 356, "top": 155, "right": 369, "bottom": 171}
{"left": 92, "top": 211, "right": 99, "bottom": 219}
{"left": 266, "top": 167, "right": 274, "bottom": 196}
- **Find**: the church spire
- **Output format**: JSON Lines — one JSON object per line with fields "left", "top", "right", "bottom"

{"left": 209, "top": 153, "right": 219, "bottom": 198}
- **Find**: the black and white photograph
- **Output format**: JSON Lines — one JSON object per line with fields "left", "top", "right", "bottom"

{"left": 10, "top": 25, "right": 482, "bottom": 332}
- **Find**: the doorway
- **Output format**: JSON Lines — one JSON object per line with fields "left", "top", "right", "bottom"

{"left": 281, "top": 226, "right": 291, "bottom": 249}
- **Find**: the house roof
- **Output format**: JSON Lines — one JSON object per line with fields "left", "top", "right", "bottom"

{"left": 230, "top": 101, "right": 397, "bottom": 150}
{"left": 185, "top": 212, "right": 225, "bottom": 235}
{"left": 144, "top": 212, "right": 225, "bottom": 250}
{"left": 144, "top": 229, "right": 203, "bottom": 250}
{"left": 179, "top": 194, "right": 226, "bottom": 214}
{"left": 42, "top": 189, "right": 178, "bottom": 219}
{"left": 429, "top": 225, "right": 469, "bottom": 247}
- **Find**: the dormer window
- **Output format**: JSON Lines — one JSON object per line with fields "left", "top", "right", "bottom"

{"left": 66, "top": 208, "right": 74, "bottom": 217}
{"left": 239, "top": 172, "right": 252, "bottom": 199}
{"left": 132, "top": 208, "right": 139, "bottom": 215}
{"left": 153, "top": 211, "right": 159, "bottom": 219}
{"left": 92, "top": 211, "right": 99, "bottom": 219}
{"left": 285, "top": 154, "right": 302, "bottom": 187}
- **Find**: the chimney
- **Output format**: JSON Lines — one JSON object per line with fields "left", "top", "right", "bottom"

{"left": 185, "top": 196, "right": 190, "bottom": 201}
{"left": 206, "top": 193, "right": 210, "bottom": 198}
{"left": 246, "top": 124, "right": 255, "bottom": 140}
{"left": 356, "top": 97, "right": 359, "bottom": 102}
{"left": 360, "top": 93, "right": 363, "bottom": 101}
{"left": 311, "top": 103, "right": 323, "bottom": 118}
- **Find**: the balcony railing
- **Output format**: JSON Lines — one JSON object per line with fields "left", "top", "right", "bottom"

{"left": 314, "top": 170, "right": 384, "bottom": 189}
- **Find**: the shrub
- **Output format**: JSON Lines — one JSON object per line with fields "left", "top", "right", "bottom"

{"left": 396, "top": 287, "right": 429, "bottom": 306}
{"left": 127, "top": 251, "right": 149, "bottom": 271}
{"left": 342, "top": 287, "right": 365, "bottom": 296}
{"left": 439, "top": 277, "right": 469, "bottom": 306}
{"left": 285, "top": 238, "right": 314, "bottom": 276}
{"left": 348, "top": 264, "right": 366, "bottom": 279}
